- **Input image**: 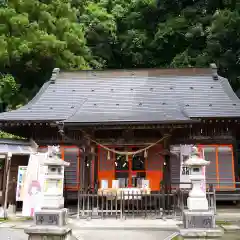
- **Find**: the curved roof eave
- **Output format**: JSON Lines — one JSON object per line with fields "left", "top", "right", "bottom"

{"left": 0, "top": 66, "right": 240, "bottom": 124}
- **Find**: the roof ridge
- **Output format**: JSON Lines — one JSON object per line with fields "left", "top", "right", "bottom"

{"left": 59, "top": 66, "right": 210, "bottom": 72}
{"left": 58, "top": 68, "right": 212, "bottom": 80}
{"left": 26, "top": 81, "right": 51, "bottom": 107}
{"left": 219, "top": 76, "right": 240, "bottom": 102}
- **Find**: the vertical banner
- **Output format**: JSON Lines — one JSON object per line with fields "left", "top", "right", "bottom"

{"left": 16, "top": 166, "right": 28, "bottom": 201}
{"left": 180, "top": 145, "right": 192, "bottom": 188}
{"left": 200, "top": 148, "right": 206, "bottom": 193}
{"left": 22, "top": 153, "right": 46, "bottom": 217}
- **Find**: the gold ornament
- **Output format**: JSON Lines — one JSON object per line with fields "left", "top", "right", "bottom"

{"left": 107, "top": 151, "right": 111, "bottom": 160}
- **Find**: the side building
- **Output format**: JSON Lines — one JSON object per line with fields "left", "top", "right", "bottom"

{"left": 0, "top": 64, "right": 240, "bottom": 201}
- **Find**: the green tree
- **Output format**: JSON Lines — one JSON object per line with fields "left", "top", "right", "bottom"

{"left": 79, "top": 1, "right": 117, "bottom": 68}
{"left": 0, "top": 74, "right": 20, "bottom": 110}
{"left": 1, "top": 0, "right": 240, "bottom": 111}
{"left": 206, "top": 9, "right": 240, "bottom": 90}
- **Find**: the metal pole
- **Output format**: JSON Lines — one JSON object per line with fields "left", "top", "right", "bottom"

{"left": 4, "top": 152, "right": 12, "bottom": 219}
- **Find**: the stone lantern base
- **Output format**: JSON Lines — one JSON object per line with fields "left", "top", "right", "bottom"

{"left": 24, "top": 208, "right": 72, "bottom": 240}
{"left": 180, "top": 228, "right": 223, "bottom": 240}
{"left": 180, "top": 210, "right": 223, "bottom": 239}
{"left": 25, "top": 226, "right": 72, "bottom": 240}
{"left": 183, "top": 210, "right": 215, "bottom": 228}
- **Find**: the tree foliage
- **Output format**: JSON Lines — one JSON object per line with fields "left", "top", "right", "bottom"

{"left": 0, "top": 0, "right": 240, "bottom": 110}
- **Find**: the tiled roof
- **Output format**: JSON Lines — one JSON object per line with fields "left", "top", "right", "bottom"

{"left": 0, "top": 67, "right": 240, "bottom": 125}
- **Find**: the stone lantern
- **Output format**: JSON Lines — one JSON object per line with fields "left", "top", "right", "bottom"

{"left": 184, "top": 146, "right": 209, "bottom": 211}
{"left": 41, "top": 147, "right": 70, "bottom": 209}
{"left": 180, "top": 146, "right": 223, "bottom": 239}
{"left": 25, "top": 146, "right": 72, "bottom": 240}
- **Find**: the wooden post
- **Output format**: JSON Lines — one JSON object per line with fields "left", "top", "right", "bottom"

{"left": 3, "top": 152, "right": 12, "bottom": 219}
{"left": 77, "top": 145, "right": 85, "bottom": 219}
{"left": 1, "top": 155, "right": 7, "bottom": 207}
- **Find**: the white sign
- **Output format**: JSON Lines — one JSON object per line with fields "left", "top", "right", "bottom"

{"left": 142, "top": 180, "right": 149, "bottom": 189}
{"left": 16, "top": 166, "right": 27, "bottom": 201}
{"left": 201, "top": 149, "right": 206, "bottom": 193}
{"left": 101, "top": 180, "right": 108, "bottom": 189}
{"left": 112, "top": 180, "right": 119, "bottom": 189}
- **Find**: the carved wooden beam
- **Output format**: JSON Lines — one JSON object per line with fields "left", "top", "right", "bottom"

{"left": 122, "top": 129, "right": 134, "bottom": 141}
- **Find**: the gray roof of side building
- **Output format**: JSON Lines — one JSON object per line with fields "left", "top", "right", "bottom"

{"left": 0, "top": 66, "right": 240, "bottom": 125}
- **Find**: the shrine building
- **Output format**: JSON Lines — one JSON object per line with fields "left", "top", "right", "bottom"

{"left": 0, "top": 64, "right": 240, "bottom": 201}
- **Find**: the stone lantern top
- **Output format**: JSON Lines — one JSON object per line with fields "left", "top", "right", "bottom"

{"left": 184, "top": 146, "right": 209, "bottom": 167}
{"left": 43, "top": 146, "right": 70, "bottom": 167}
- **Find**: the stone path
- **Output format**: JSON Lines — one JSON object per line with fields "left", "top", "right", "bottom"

{"left": 0, "top": 228, "right": 28, "bottom": 240}
{"left": 0, "top": 224, "right": 176, "bottom": 240}
{"left": 0, "top": 228, "right": 176, "bottom": 240}
{"left": 68, "top": 218, "right": 180, "bottom": 230}
{"left": 73, "top": 229, "right": 175, "bottom": 240}
{"left": 0, "top": 219, "right": 178, "bottom": 240}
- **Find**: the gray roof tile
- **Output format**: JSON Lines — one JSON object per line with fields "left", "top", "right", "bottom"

{"left": 0, "top": 68, "right": 240, "bottom": 124}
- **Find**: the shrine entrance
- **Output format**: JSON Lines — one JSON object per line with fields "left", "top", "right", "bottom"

{"left": 115, "top": 147, "right": 146, "bottom": 188}
{"left": 97, "top": 144, "right": 165, "bottom": 191}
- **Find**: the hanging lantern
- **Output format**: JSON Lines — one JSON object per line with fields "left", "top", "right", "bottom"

{"left": 125, "top": 154, "right": 128, "bottom": 162}
{"left": 107, "top": 150, "right": 111, "bottom": 160}
{"left": 91, "top": 146, "right": 94, "bottom": 153}
{"left": 144, "top": 149, "right": 148, "bottom": 158}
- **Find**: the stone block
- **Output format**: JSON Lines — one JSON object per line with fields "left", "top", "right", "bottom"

{"left": 187, "top": 197, "right": 208, "bottom": 211}
{"left": 25, "top": 226, "right": 72, "bottom": 240}
{"left": 221, "top": 224, "right": 240, "bottom": 232}
{"left": 180, "top": 228, "right": 223, "bottom": 239}
{"left": 183, "top": 210, "right": 215, "bottom": 229}
{"left": 41, "top": 196, "right": 65, "bottom": 209}
{"left": 34, "top": 208, "right": 68, "bottom": 227}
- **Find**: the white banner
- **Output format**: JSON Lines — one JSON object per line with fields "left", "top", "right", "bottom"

{"left": 16, "top": 166, "right": 27, "bottom": 201}
{"left": 201, "top": 149, "right": 206, "bottom": 193}
{"left": 22, "top": 153, "right": 47, "bottom": 217}
{"left": 180, "top": 145, "right": 192, "bottom": 188}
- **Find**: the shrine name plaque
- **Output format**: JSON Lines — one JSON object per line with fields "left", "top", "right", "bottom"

{"left": 34, "top": 209, "right": 67, "bottom": 227}
{"left": 183, "top": 211, "right": 215, "bottom": 229}
{"left": 35, "top": 213, "right": 59, "bottom": 226}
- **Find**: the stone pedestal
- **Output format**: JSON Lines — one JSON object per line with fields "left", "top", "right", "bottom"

{"left": 187, "top": 197, "right": 209, "bottom": 211}
{"left": 183, "top": 210, "right": 215, "bottom": 229}
{"left": 34, "top": 209, "right": 68, "bottom": 227}
{"left": 180, "top": 210, "right": 223, "bottom": 239}
{"left": 24, "top": 209, "right": 72, "bottom": 240}
{"left": 25, "top": 226, "right": 72, "bottom": 240}
{"left": 180, "top": 228, "right": 224, "bottom": 240}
